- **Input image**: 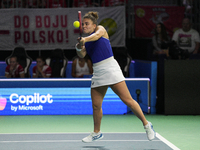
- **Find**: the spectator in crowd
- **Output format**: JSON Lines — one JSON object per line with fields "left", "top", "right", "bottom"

{"left": 91, "top": 0, "right": 102, "bottom": 7}
{"left": 101, "top": 0, "right": 127, "bottom": 7}
{"left": 71, "top": 55, "right": 93, "bottom": 78}
{"left": 48, "top": 0, "right": 66, "bottom": 8}
{"left": 65, "top": 0, "right": 73, "bottom": 7}
{"left": 12, "top": 0, "right": 26, "bottom": 8}
{"left": 32, "top": 56, "right": 52, "bottom": 78}
{"left": 152, "top": 22, "right": 170, "bottom": 58}
{"left": 27, "top": 0, "right": 37, "bottom": 8}
{"left": 183, "top": 0, "right": 193, "bottom": 17}
{"left": 5, "top": 56, "right": 25, "bottom": 78}
{"left": 37, "top": 0, "right": 46, "bottom": 8}
{"left": 171, "top": 17, "right": 200, "bottom": 59}
{"left": 73, "top": 0, "right": 91, "bottom": 7}
{"left": 27, "top": 0, "right": 46, "bottom": 8}
{"left": 151, "top": 23, "right": 170, "bottom": 114}
{"left": 1, "top": 0, "right": 13, "bottom": 8}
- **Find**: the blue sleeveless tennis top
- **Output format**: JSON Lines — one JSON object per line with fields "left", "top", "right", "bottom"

{"left": 85, "top": 36, "right": 113, "bottom": 64}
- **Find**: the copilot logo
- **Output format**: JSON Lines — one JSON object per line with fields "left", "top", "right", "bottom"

{"left": 0, "top": 96, "right": 7, "bottom": 111}
{"left": 10, "top": 93, "right": 53, "bottom": 105}
{"left": 8, "top": 93, "right": 53, "bottom": 112}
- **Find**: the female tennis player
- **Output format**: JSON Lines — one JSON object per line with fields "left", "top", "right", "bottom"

{"left": 75, "top": 11, "right": 156, "bottom": 143}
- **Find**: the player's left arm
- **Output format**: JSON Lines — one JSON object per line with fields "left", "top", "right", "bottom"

{"left": 75, "top": 43, "right": 87, "bottom": 58}
{"left": 81, "top": 25, "right": 106, "bottom": 44}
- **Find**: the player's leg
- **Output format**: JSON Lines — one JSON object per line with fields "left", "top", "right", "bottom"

{"left": 82, "top": 85, "right": 108, "bottom": 143}
{"left": 110, "top": 81, "right": 147, "bottom": 125}
{"left": 110, "top": 81, "right": 156, "bottom": 140}
{"left": 91, "top": 85, "right": 108, "bottom": 133}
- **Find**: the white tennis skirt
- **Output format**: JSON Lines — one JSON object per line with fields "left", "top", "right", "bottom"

{"left": 91, "top": 56, "right": 125, "bottom": 88}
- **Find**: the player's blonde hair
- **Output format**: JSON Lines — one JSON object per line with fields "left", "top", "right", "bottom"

{"left": 83, "top": 11, "right": 99, "bottom": 25}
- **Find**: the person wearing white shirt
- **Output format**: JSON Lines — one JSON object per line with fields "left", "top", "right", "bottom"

{"left": 172, "top": 18, "right": 200, "bottom": 55}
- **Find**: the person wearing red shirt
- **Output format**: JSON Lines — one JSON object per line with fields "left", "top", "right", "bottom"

{"left": 32, "top": 56, "right": 52, "bottom": 78}
{"left": 5, "top": 56, "right": 25, "bottom": 78}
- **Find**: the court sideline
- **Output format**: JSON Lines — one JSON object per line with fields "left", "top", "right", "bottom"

{"left": 0, "top": 115, "right": 199, "bottom": 149}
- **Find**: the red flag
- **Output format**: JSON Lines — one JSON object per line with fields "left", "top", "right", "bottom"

{"left": 134, "top": 6, "right": 185, "bottom": 38}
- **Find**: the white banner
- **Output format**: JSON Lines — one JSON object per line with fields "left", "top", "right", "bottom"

{"left": 0, "top": 6, "right": 125, "bottom": 50}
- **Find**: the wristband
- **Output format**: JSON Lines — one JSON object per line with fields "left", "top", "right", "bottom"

{"left": 75, "top": 46, "right": 82, "bottom": 52}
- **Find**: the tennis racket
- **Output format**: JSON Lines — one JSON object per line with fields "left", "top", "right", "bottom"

{"left": 78, "top": 11, "right": 82, "bottom": 38}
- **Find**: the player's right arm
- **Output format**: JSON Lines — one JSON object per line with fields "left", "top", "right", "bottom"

{"left": 80, "top": 25, "right": 108, "bottom": 46}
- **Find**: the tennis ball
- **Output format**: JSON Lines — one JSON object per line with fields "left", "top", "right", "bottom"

{"left": 73, "top": 21, "right": 80, "bottom": 28}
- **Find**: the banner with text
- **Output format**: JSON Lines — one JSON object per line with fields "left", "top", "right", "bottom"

{"left": 0, "top": 87, "right": 126, "bottom": 115}
{"left": 0, "top": 6, "right": 125, "bottom": 50}
{"left": 134, "top": 6, "right": 185, "bottom": 38}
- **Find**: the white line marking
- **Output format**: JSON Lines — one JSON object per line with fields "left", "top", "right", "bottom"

{"left": 156, "top": 133, "right": 180, "bottom": 150}
{"left": 0, "top": 78, "right": 149, "bottom": 82}
{"left": 0, "top": 132, "right": 146, "bottom": 135}
{"left": 0, "top": 140, "right": 161, "bottom": 143}
{"left": 1, "top": 140, "right": 80, "bottom": 143}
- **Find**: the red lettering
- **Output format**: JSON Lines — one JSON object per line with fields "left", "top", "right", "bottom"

{"left": 48, "top": 31, "right": 54, "bottom": 43}
{"left": 24, "top": 31, "right": 30, "bottom": 43}
{"left": 53, "top": 15, "right": 59, "bottom": 28}
{"left": 14, "top": 16, "right": 21, "bottom": 28}
{"left": 14, "top": 31, "right": 21, "bottom": 43}
{"left": 23, "top": 16, "right": 29, "bottom": 28}
{"left": 57, "top": 30, "right": 63, "bottom": 43}
{"left": 35, "top": 15, "right": 68, "bottom": 28}
{"left": 14, "top": 30, "right": 67, "bottom": 44}
{"left": 61, "top": 15, "right": 67, "bottom": 27}
{"left": 44, "top": 16, "right": 50, "bottom": 28}
{"left": 32, "top": 31, "right": 37, "bottom": 43}
{"left": 36, "top": 16, "right": 42, "bottom": 28}
{"left": 39, "top": 31, "right": 45, "bottom": 43}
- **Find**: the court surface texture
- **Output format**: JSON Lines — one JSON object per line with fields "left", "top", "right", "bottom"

{"left": 0, "top": 115, "right": 199, "bottom": 150}
{"left": 0, "top": 132, "right": 177, "bottom": 150}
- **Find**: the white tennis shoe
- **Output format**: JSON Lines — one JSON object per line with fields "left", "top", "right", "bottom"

{"left": 144, "top": 121, "right": 156, "bottom": 141}
{"left": 82, "top": 131, "right": 104, "bottom": 143}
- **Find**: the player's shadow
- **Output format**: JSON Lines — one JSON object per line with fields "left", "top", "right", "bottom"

{"left": 81, "top": 146, "right": 109, "bottom": 150}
